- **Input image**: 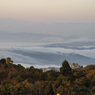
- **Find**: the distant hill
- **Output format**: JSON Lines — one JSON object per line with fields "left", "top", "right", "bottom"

{"left": 0, "top": 18, "right": 95, "bottom": 37}
{"left": 43, "top": 41, "right": 95, "bottom": 50}
{"left": 8, "top": 48, "right": 95, "bottom": 67}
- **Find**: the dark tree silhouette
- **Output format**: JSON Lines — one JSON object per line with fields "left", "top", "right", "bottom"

{"left": 60, "top": 60, "right": 71, "bottom": 76}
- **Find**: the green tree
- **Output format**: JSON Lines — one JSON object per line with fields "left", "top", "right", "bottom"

{"left": 60, "top": 60, "right": 71, "bottom": 76}
{"left": 0, "top": 58, "right": 6, "bottom": 64}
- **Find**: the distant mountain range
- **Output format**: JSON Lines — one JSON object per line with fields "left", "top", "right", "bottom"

{"left": 5, "top": 48, "right": 95, "bottom": 67}
{"left": 0, "top": 18, "right": 95, "bottom": 38}
{"left": 43, "top": 41, "right": 95, "bottom": 50}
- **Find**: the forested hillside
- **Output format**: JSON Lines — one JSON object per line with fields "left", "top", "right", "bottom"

{"left": 0, "top": 58, "right": 95, "bottom": 95}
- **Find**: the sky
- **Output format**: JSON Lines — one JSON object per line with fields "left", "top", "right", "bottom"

{"left": 0, "top": 0, "right": 95, "bottom": 40}
{"left": 0, "top": 0, "right": 95, "bottom": 23}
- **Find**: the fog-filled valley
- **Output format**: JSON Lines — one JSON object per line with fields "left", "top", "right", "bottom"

{"left": 0, "top": 32, "right": 95, "bottom": 68}
{"left": 0, "top": 19, "right": 95, "bottom": 68}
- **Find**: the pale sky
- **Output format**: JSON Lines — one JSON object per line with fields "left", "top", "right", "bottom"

{"left": 0, "top": 0, "right": 95, "bottom": 23}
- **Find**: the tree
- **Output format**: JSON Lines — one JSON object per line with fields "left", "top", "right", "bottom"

{"left": 70, "top": 63, "right": 81, "bottom": 69}
{"left": 6, "top": 57, "right": 13, "bottom": 64}
{"left": 0, "top": 58, "right": 6, "bottom": 64}
{"left": 84, "top": 64, "right": 95, "bottom": 71}
{"left": 60, "top": 60, "right": 71, "bottom": 76}
{"left": 44, "top": 81, "right": 54, "bottom": 95}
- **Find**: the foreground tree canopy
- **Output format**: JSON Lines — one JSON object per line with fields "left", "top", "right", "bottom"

{"left": 0, "top": 58, "right": 95, "bottom": 95}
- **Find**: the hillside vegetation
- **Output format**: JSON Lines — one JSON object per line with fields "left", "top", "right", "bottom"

{"left": 0, "top": 58, "right": 95, "bottom": 95}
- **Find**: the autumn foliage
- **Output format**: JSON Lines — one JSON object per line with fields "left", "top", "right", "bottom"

{"left": 0, "top": 58, "right": 95, "bottom": 95}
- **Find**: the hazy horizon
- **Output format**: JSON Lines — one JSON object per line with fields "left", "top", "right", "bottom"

{"left": 0, "top": 0, "right": 95, "bottom": 23}
{"left": 0, "top": 18, "right": 95, "bottom": 39}
{"left": 0, "top": 0, "right": 95, "bottom": 38}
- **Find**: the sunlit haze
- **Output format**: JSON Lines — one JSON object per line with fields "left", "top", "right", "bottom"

{"left": 0, "top": 0, "right": 95, "bottom": 23}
